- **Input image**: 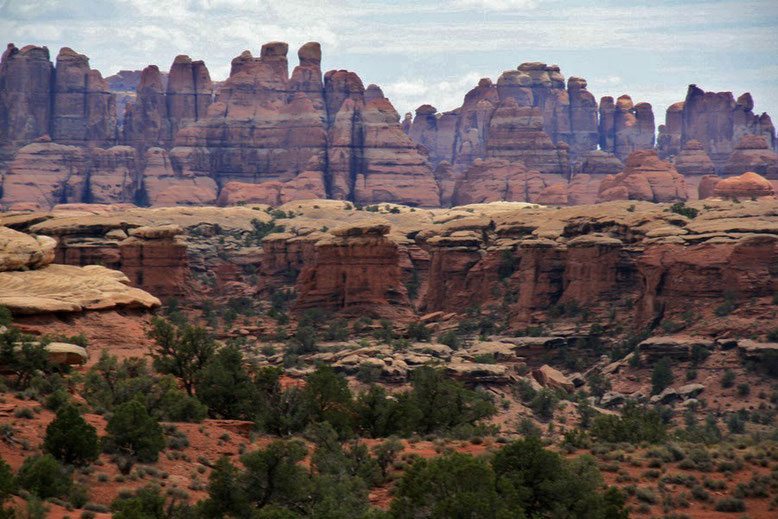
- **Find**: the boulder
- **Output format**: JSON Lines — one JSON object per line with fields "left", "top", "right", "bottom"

{"left": 677, "top": 383, "right": 704, "bottom": 399}
{"left": 713, "top": 172, "right": 775, "bottom": 199}
{"left": 597, "top": 150, "right": 688, "bottom": 203}
{"left": 0, "top": 227, "right": 56, "bottom": 271}
{"left": 532, "top": 364, "right": 574, "bottom": 393}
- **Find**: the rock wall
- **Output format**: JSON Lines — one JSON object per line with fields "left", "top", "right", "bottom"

{"left": 598, "top": 95, "right": 655, "bottom": 162}
{"left": 294, "top": 224, "right": 413, "bottom": 319}
{"left": 658, "top": 85, "right": 777, "bottom": 170}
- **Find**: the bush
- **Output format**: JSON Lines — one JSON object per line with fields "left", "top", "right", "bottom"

{"left": 529, "top": 389, "right": 558, "bottom": 420}
{"left": 148, "top": 318, "right": 216, "bottom": 396}
{"left": 736, "top": 382, "right": 750, "bottom": 396}
{"left": 104, "top": 399, "right": 165, "bottom": 464}
{"left": 651, "top": 358, "right": 674, "bottom": 395}
{"left": 406, "top": 322, "right": 431, "bottom": 342}
{"left": 669, "top": 202, "right": 699, "bottom": 219}
{"left": 591, "top": 403, "right": 666, "bottom": 443}
{"left": 437, "top": 330, "right": 460, "bottom": 349}
{"left": 15, "top": 454, "right": 72, "bottom": 499}
{"left": 713, "top": 497, "right": 745, "bottom": 512}
{"left": 0, "top": 458, "right": 16, "bottom": 507}
{"left": 44, "top": 405, "right": 100, "bottom": 466}
{"left": 195, "top": 345, "right": 257, "bottom": 419}
{"left": 721, "top": 369, "right": 736, "bottom": 388}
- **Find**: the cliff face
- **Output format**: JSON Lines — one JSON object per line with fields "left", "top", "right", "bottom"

{"left": 657, "top": 85, "right": 777, "bottom": 170}
{"left": 4, "top": 200, "right": 777, "bottom": 338}
{"left": 294, "top": 223, "right": 413, "bottom": 320}
{"left": 0, "top": 41, "right": 439, "bottom": 209}
{"left": 2, "top": 41, "right": 778, "bottom": 209}
{"left": 404, "top": 62, "right": 596, "bottom": 170}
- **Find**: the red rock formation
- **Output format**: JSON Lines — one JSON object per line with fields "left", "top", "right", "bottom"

{"left": 88, "top": 146, "right": 141, "bottom": 204}
{"left": 673, "top": 140, "right": 715, "bottom": 199}
{"left": 294, "top": 224, "right": 412, "bottom": 319}
{"left": 713, "top": 172, "right": 775, "bottom": 199}
{"left": 536, "top": 182, "right": 568, "bottom": 205}
{"left": 484, "top": 98, "right": 570, "bottom": 175}
{"left": 566, "top": 76, "right": 599, "bottom": 156}
{"left": 723, "top": 135, "right": 778, "bottom": 177}
{"left": 119, "top": 225, "right": 190, "bottom": 298}
{"left": 122, "top": 65, "right": 171, "bottom": 150}
{"left": 679, "top": 85, "right": 776, "bottom": 170}
{"left": 697, "top": 175, "right": 721, "bottom": 199}
{"left": 0, "top": 44, "right": 53, "bottom": 157}
{"left": 597, "top": 150, "right": 687, "bottom": 203}
{"left": 657, "top": 102, "right": 685, "bottom": 158}
{"left": 166, "top": 55, "right": 212, "bottom": 134}
{"left": 51, "top": 48, "right": 117, "bottom": 148}
{"left": 0, "top": 138, "right": 89, "bottom": 209}
{"left": 598, "top": 95, "right": 655, "bottom": 161}
{"left": 636, "top": 235, "right": 778, "bottom": 325}
{"left": 674, "top": 140, "right": 715, "bottom": 177}
{"left": 451, "top": 158, "right": 564, "bottom": 205}
{"left": 406, "top": 63, "right": 598, "bottom": 169}
{"left": 217, "top": 172, "right": 326, "bottom": 206}
{"left": 141, "top": 147, "right": 217, "bottom": 206}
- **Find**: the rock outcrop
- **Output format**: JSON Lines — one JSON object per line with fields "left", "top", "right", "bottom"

{"left": 0, "top": 224, "right": 159, "bottom": 314}
{"left": 0, "top": 139, "right": 90, "bottom": 209}
{"left": 294, "top": 223, "right": 412, "bottom": 319}
{"left": 0, "top": 44, "right": 53, "bottom": 158}
{"left": 50, "top": 48, "right": 117, "bottom": 148}
{"left": 598, "top": 95, "right": 655, "bottom": 161}
{"left": 597, "top": 150, "right": 687, "bottom": 203}
{"left": 673, "top": 140, "right": 715, "bottom": 199}
{"left": 712, "top": 172, "right": 775, "bottom": 199}
{"left": 404, "top": 62, "right": 598, "bottom": 169}
{"left": 659, "top": 85, "right": 777, "bottom": 170}
{"left": 451, "top": 158, "right": 564, "bottom": 205}
{"left": 723, "top": 135, "right": 778, "bottom": 177}
{"left": 120, "top": 225, "right": 189, "bottom": 298}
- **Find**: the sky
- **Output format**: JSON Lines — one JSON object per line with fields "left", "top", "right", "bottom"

{"left": 1, "top": 0, "right": 777, "bottom": 126}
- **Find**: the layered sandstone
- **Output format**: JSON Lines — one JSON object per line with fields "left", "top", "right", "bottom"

{"left": 662, "top": 85, "right": 778, "bottom": 170}
{"left": 484, "top": 98, "right": 570, "bottom": 175}
{"left": 0, "top": 138, "right": 90, "bottom": 209}
{"left": 294, "top": 223, "right": 412, "bottom": 319}
{"left": 0, "top": 224, "right": 159, "bottom": 314}
{"left": 404, "top": 62, "right": 599, "bottom": 169}
{"left": 597, "top": 150, "right": 687, "bottom": 203}
{"left": 723, "top": 135, "right": 778, "bottom": 177}
{"left": 713, "top": 172, "right": 775, "bottom": 199}
{"left": 451, "top": 158, "right": 564, "bottom": 205}
{"left": 673, "top": 140, "right": 715, "bottom": 199}
{"left": 0, "top": 44, "right": 53, "bottom": 157}
{"left": 50, "top": 48, "right": 117, "bottom": 148}
{"left": 598, "top": 95, "right": 655, "bottom": 161}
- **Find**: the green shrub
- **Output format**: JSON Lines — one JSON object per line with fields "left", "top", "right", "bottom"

{"left": 15, "top": 454, "right": 71, "bottom": 499}
{"left": 713, "top": 497, "right": 745, "bottom": 512}
{"left": 669, "top": 202, "right": 698, "bottom": 219}
{"left": 721, "top": 369, "right": 736, "bottom": 388}
{"left": 103, "top": 399, "right": 165, "bottom": 464}
{"left": 407, "top": 321, "right": 431, "bottom": 342}
{"left": 437, "top": 330, "right": 460, "bottom": 349}
{"left": 591, "top": 403, "right": 666, "bottom": 443}
{"left": 651, "top": 358, "right": 674, "bottom": 395}
{"left": 44, "top": 405, "right": 100, "bottom": 466}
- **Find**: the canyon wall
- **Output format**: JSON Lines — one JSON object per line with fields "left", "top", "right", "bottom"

{"left": 2, "top": 42, "right": 777, "bottom": 210}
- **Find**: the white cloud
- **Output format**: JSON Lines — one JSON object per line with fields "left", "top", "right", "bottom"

{"left": 451, "top": 0, "right": 540, "bottom": 10}
{"left": 383, "top": 72, "right": 486, "bottom": 115}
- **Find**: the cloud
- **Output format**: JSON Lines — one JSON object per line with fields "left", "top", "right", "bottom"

{"left": 451, "top": 0, "right": 540, "bottom": 10}
{"left": 383, "top": 72, "right": 486, "bottom": 115}
{"left": 0, "top": 0, "right": 776, "bottom": 123}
